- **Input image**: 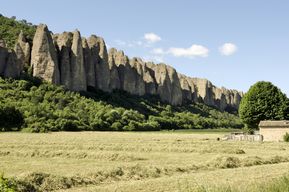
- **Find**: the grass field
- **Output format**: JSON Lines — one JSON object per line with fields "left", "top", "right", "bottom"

{"left": 1, "top": 131, "right": 289, "bottom": 191}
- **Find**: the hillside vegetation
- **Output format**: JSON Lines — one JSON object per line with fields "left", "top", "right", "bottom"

{"left": 0, "top": 70, "right": 243, "bottom": 132}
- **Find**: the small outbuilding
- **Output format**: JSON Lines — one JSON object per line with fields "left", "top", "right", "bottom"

{"left": 259, "top": 120, "right": 289, "bottom": 141}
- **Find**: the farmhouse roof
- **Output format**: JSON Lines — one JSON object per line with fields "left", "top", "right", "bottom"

{"left": 259, "top": 120, "right": 289, "bottom": 127}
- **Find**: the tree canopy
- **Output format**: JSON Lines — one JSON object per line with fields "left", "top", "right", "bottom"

{"left": 239, "top": 81, "right": 289, "bottom": 130}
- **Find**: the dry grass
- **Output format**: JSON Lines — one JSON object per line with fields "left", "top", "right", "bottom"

{"left": 1, "top": 131, "right": 289, "bottom": 191}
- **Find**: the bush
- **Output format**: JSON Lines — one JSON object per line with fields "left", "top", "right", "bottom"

{"left": 0, "top": 169, "right": 18, "bottom": 192}
{"left": 111, "top": 122, "right": 123, "bottom": 131}
{"left": 284, "top": 132, "right": 289, "bottom": 142}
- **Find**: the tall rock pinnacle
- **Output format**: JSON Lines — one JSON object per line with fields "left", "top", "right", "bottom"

{"left": 70, "top": 29, "right": 86, "bottom": 91}
{"left": 30, "top": 24, "right": 60, "bottom": 86}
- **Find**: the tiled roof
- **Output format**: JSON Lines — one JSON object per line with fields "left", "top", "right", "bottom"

{"left": 259, "top": 120, "right": 289, "bottom": 127}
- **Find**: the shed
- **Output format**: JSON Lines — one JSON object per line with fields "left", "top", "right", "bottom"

{"left": 259, "top": 120, "right": 289, "bottom": 141}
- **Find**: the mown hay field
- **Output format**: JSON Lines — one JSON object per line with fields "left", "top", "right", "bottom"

{"left": 1, "top": 131, "right": 289, "bottom": 191}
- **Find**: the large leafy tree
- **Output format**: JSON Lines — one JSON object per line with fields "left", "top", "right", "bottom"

{"left": 239, "top": 81, "right": 289, "bottom": 130}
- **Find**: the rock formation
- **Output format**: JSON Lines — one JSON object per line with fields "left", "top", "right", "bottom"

{"left": 70, "top": 29, "right": 86, "bottom": 91}
{"left": 130, "top": 57, "right": 145, "bottom": 96}
{"left": 87, "top": 35, "right": 110, "bottom": 92}
{"left": 82, "top": 37, "right": 95, "bottom": 87}
{"left": 0, "top": 40, "right": 21, "bottom": 79}
{"left": 0, "top": 23, "right": 244, "bottom": 109}
{"left": 178, "top": 73, "right": 192, "bottom": 100}
{"left": 166, "top": 65, "right": 182, "bottom": 105}
{"left": 152, "top": 63, "right": 172, "bottom": 104}
{"left": 112, "top": 50, "right": 136, "bottom": 94}
{"left": 14, "top": 30, "right": 30, "bottom": 72}
{"left": 30, "top": 24, "right": 60, "bottom": 86}
{"left": 142, "top": 62, "right": 157, "bottom": 95}
{"left": 53, "top": 32, "right": 73, "bottom": 89}
{"left": 108, "top": 48, "right": 120, "bottom": 92}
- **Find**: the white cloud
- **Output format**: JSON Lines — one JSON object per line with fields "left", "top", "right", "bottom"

{"left": 106, "top": 44, "right": 110, "bottom": 50}
{"left": 219, "top": 43, "right": 237, "bottom": 55}
{"left": 167, "top": 45, "right": 209, "bottom": 58}
{"left": 114, "top": 40, "right": 126, "bottom": 46}
{"left": 128, "top": 44, "right": 134, "bottom": 47}
{"left": 150, "top": 48, "right": 165, "bottom": 54}
{"left": 144, "top": 33, "right": 161, "bottom": 44}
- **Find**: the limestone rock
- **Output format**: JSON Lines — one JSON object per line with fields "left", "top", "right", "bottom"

{"left": 31, "top": 24, "right": 60, "bottom": 85}
{"left": 82, "top": 37, "right": 95, "bottom": 87}
{"left": 113, "top": 50, "right": 135, "bottom": 94}
{"left": 185, "top": 77, "right": 199, "bottom": 102}
{"left": 0, "top": 40, "right": 21, "bottom": 78}
{"left": 166, "top": 65, "right": 182, "bottom": 105}
{"left": 153, "top": 63, "right": 172, "bottom": 103}
{"left": 131, "top": 57, "right": 145, "bottom": 96}
{"left": 70, "top": 29, "right": 86, "bottom": 91}
{"left": 231, "top": 89, "right": 242, "bottom": 109}
{"left": 3, "top": 50, "right": 21, "bottom": 78}
{"left": 87, "top": 35, "right": 110, "bottom": 92}
{"left": 108, "top": 52, "right": 120, "bottom": 92}
{"left": 0, "top": 40, "right": 9, "bottom": 75}
{"left": 53, "top": 32, "right": 73, "bottom": 89}
{"left": 14, "top": 43, "right": 25, "bottom": 72}
{"left": 14, "top": 30, "right": 30, "bottom": 72}
{"left": 191, "top": 78, "right": 215, "bottom": 106}
{"left": 142, "top": 63, "right": 157, "bottom": 95}
{"left": 178, "top": 73, "right": 192, "bottom": 100}
{"left": 212, "top": 86, "right": 227, "bottom": 109}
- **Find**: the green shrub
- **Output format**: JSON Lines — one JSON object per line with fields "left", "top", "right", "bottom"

{"left": 0, "top": 169, "right": 18, "bottom": 192}
{"left": 284, "top": 132, "right": 289, "bottom": 142}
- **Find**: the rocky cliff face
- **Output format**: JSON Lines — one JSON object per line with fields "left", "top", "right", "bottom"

{"left": 0, "top": 40, "right": 21, "bottom": 79}
{"left": 14, "top": 30, "right": 30, "bottom": 72}
{"left": 31, "top": 24, "right": 60, "bottom": 86}
{"left": 0, "top": 23, "right": 243, "bottom": 109}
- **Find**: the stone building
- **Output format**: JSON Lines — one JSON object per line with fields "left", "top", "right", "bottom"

{"left": 259, "top": 120, "right": 289, "bottom": 141}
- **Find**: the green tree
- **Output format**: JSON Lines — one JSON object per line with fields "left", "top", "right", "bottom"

{"left": 239, "top": 81, "right": 289, "bottom": 130}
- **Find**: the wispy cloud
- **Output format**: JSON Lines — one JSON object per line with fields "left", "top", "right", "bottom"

{"left": 150, "top": 48, "right": 165, "bottom": 54}
{"left": 114, "top": 39, "right": 126, "bottom": 46}
{"left": 142, "top": 55, "right": 164, "bottom": 63}
{"left": 167, "top": 45, "right": 209, "bottom": 58}
{"left": 212, "top": 72, "right": 221, "bottom": 76}
{"left": 106, "top": 44, "right": 110, "bottom": 50}
{"left": 219, "top": 43, "right": 237, "bottom": 55}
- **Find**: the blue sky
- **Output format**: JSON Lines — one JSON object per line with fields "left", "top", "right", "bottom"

{"left": 1, "top": 0, "right": 289, "bottom": 95}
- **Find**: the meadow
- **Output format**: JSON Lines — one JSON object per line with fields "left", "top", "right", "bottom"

{"left": 1, "top": 131, "right": 289, "bottom": 191}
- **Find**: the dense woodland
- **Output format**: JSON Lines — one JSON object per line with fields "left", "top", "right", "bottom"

{"left": 0, "top": 14, "right": 243, "bottom": 132}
